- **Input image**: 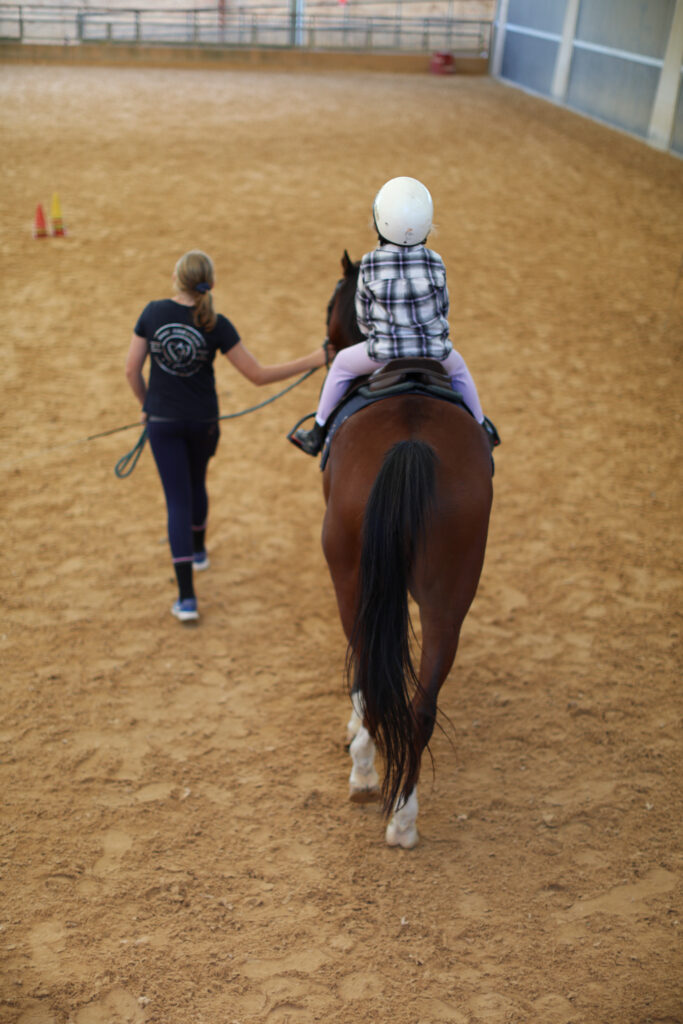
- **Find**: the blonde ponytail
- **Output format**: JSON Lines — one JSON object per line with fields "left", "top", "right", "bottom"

{"left": 175, "top": 250, "right": 217, "bottom": 332}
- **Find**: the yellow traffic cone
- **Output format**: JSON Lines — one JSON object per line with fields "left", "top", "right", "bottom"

{"left": 51, "top": 192, "right": 66, "bottom": 237}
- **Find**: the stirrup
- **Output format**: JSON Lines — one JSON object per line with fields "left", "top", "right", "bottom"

{"left": 287, "top": 414, "right": 325, "bottom": 456}
{"left": 482, "top": 416, "right": 501, "bottom": 449}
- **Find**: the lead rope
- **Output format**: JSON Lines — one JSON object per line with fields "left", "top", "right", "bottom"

{"left": 114, "top": 359, "right": 325, "bottom": 478}
{"left": 114, "top": 427, "right": 148, "bottom": 478}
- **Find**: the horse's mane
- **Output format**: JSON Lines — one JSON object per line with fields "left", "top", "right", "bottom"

{"left": 327, "top": 251, "right": 364, "bottom": 349}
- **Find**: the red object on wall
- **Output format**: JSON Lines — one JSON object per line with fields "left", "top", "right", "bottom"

{"left": 430, "top": 51, "right": 456, "bottom": 75}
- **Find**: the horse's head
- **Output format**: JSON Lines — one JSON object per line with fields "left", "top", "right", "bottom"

{"left": 326, "top": 250, "right": 364, "bottom": 353}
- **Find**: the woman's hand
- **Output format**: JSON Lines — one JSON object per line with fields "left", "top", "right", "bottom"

{"left": 310, "top": 345, "right": 329, "bottom": 369}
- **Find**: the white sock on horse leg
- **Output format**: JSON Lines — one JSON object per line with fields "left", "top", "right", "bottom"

{"left": 348, "top": 724, "right": 379, "bottom": 797}
{"left": 346, "top": 707, "right": 362, "bottom": 745}
{"left": 346, "top": 689, "right": 364, "bottom": 743}
{"left": 386, "top": 787, "right": 419, "bottom": 849}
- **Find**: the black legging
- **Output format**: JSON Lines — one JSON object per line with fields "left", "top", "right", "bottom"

{"left": 147, "top": 419, "right": 219, "bottom": 563}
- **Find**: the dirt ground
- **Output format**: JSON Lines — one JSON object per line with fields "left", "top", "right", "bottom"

{"left": 1, "top": 61, "right": 682, "bottom": 1024}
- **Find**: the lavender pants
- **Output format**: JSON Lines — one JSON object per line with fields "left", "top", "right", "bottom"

{"left": 315, "top": 342, "right": 484, "bottom": 426}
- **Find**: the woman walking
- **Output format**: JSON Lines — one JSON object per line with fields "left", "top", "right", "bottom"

{"left": 125, "top": 249, "right": 326, "bottom": 622}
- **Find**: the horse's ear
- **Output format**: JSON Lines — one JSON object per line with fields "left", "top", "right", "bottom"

{"left": 342, "top": 249, "right": 352, "bottom": 273}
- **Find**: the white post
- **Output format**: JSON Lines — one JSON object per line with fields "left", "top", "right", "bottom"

{"left": 649, "top": 0, "right": 683, "bottom": 150}
{"left": 490, "top": 0, "right": 510, "bottom": 78}
{"left": 297, "top": 0, "right": 305, "bottom": 46}
{"left": 289, "top": 0, "right": 304, "bottom": 46}
{"left": 551, "top": 0, "right": 581, "bottom": 101}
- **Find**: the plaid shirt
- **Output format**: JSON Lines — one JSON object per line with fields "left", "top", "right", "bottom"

{"left": 355, "top": 243, "right": 452, "bottom": 361}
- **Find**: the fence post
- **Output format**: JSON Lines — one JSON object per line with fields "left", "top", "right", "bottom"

{"left": 551, "top": 0, "right": 580, "bottom": 101}
{"left": 490, "top": 0, "right": 509, "bottom": 76}
{"left": 135, "top": 10, "right": 141, "bottom": 42}
{"left": 649, "top": 0, "right": 683, "bottom": 149}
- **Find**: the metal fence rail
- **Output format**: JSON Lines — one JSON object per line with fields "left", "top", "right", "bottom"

{"left": 0, "top": 3, "right": 492, "bottom": 54}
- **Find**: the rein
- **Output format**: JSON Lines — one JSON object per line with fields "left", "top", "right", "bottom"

{"left": 114, "top": 363, "right": 322, "bottom": 478}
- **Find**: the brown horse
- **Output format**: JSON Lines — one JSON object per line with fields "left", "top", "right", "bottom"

{"left": 320, "top": 252, "right": 493, "bottom": 848}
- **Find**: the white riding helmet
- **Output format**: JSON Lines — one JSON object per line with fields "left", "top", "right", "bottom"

{"left": 373, "top": 176, "right": 433, "bottom": 246}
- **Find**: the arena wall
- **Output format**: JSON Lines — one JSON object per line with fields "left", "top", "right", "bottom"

{"left": 491, "top": 0, "right": 683, "bottom": 156}
{"left": 0, "top": 39, "right": 488, "bottom": 74}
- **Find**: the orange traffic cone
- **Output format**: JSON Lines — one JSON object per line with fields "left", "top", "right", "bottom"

{"left": 33, "top": 203, "right": 48, "bottom": 239}
{"left": 51, "top": 192, "right": 66, "bottom": 237}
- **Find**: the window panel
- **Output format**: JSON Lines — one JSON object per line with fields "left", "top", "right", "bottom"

{"left": 576, "top": 0, "right": 675, "bottom": 60}
{"left": 567, "top": 48, "right": 661, "bottom": 137}
{"left": 501, "top": 31, "right": 559, "bottom": 96}
{"left": 507, "top": 0, "right": 567, "bottom": 35}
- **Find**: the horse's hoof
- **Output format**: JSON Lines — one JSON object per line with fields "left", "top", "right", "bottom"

{"left": 349, "top": 784, "right": 381, "bottom": 804}
{"left": 385, "top": 821, "right": 419, "bottom": 849}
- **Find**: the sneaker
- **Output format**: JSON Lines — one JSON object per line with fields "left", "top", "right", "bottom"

{"left": 171, "top": 598, "right": 199, "bottom": 622}
{"left": 193, "top": 551, "right": 210, "bottom": 571}
{"left": 291, "top": 421, "right": 324, "bottom": 456}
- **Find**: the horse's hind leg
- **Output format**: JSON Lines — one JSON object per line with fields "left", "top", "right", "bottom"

{"left": 348, "top": 689, "right": 380, "bottom": 802}
{"left": 345, "top": 706, "right": 362, "bottom": 746}
{"left": 384, "top": 605, "right": 463, "bottom": 849}
{"left": 386, "top": 788, "right": 419, "bottom": 849}
{"left": 321, "top": 519, "right": 380, "bottom": 803}
{"left": 349, "top": 725, "right": 380, "bottom": 802}
{"left": 345, "top": 679, "right": 363, "bottom": 746}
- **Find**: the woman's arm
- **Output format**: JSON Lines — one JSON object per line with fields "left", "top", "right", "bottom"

{"left": 225, "top": 342, "right": 326, "bottom": 386}
{"left": 125, "top": 333, "right": 149, "bottom": 409}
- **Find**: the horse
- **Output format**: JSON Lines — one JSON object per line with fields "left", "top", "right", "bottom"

{"left": 319, "top": 251, "right": 493, "bottom": 848}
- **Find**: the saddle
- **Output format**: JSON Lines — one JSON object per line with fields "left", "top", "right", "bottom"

{"left": 315, "top": 357, "right": 473, "bottom": 470}
{"left": 365, "top": 357, "right": 451, "bottom": 394}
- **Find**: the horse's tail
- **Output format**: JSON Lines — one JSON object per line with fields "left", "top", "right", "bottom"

{"left": 349, "top": 439, "right": 437, "bottom": 815}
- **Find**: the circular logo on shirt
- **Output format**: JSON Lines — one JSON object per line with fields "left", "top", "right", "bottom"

{"left": 151, "top": 323, "right": 206, "bottom": 377}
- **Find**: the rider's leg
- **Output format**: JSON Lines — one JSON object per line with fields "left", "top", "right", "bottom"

{"left": 441, "top": 348, "right": 484, "bottom": 423}
{"left": 314, "top": 342, "right": 383, "bottom": 426}
{"left": 442, "top": 349, "right": 500, "bottom": 461}
{"left": 292, "top": 342, "right": 383, "bottom": 455}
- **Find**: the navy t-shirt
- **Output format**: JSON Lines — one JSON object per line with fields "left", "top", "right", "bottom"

{"left": 134, "top": 299, "right": 240, "bottom": 419}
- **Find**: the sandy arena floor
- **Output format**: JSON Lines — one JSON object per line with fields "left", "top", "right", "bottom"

{"left": 1, "top": 61, "right": 682, "bottom": 1024}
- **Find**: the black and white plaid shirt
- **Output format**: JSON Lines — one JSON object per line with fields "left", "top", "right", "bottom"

{"left": 355, "top": 243, "right": 452, "bottom": 361}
